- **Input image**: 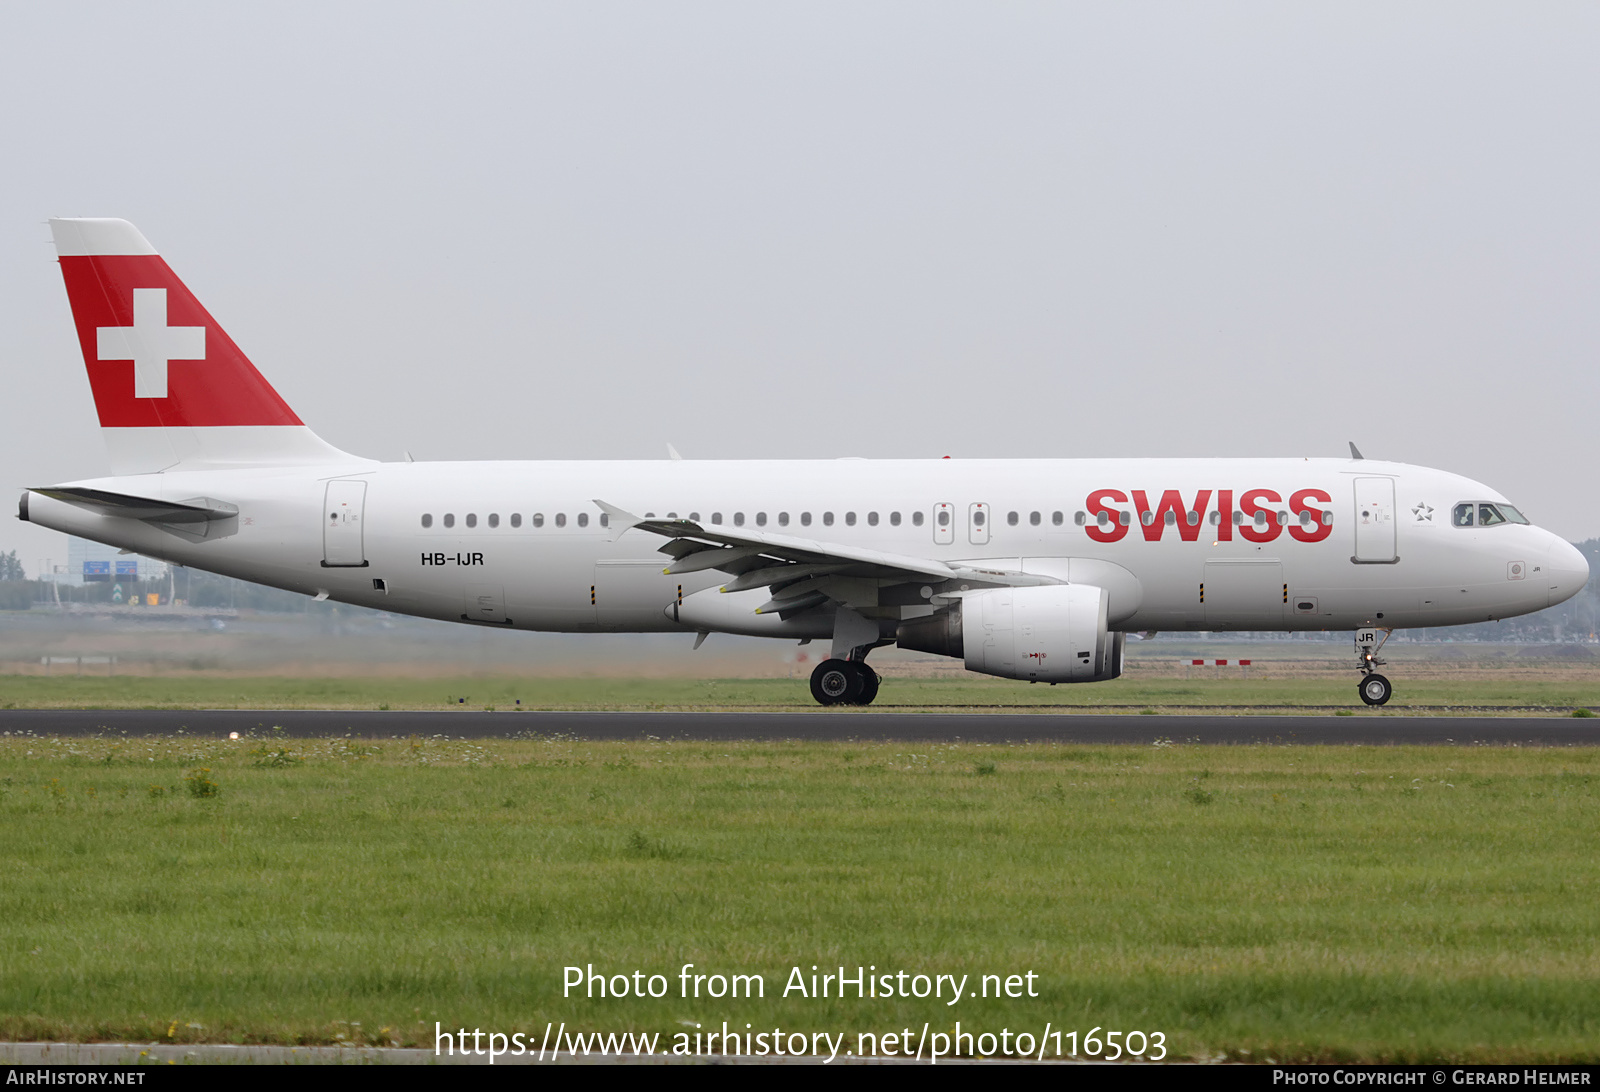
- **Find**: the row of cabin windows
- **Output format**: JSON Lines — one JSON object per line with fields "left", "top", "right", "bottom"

{"left": 417, "top": 507, "right": 1334, "bottom": 531}
{"left": 1083, "top": 509, "right": 1334, "bottom": 528}
{"left": 419, "top": 512, "right": 601, "bottom": 529}
{"left": 417, "top": 510, "right": 945, "bottom": 529}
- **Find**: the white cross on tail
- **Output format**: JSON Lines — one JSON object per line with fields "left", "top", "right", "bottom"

{"left": 96, "top": 288, "right": 205, "bottom": 399}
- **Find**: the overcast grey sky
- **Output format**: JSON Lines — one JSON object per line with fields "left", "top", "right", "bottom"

{"left": 3, "top": 3, "right": 1598, "bottom": 572}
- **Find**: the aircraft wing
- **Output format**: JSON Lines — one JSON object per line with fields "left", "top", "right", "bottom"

{"left": 594, "top": 499, "right": 1058, "bottom": 614}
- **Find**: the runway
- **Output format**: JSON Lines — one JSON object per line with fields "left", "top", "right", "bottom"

{"left": 0, "top": 708, "right": 1597, "bottom": 745}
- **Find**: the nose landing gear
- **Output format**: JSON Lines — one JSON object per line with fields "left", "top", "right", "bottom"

{"left": 1354, "top": 627, "right": 1393, "bottom": 706}
{"left": 809, "top": 658, "right": 881, "bottom": 706}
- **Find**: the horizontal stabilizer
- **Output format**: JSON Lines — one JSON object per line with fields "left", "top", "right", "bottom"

{"left": 30, "top": 486, "right": 238, "bottom": 524}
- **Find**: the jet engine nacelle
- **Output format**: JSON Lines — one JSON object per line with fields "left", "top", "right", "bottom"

{"left": 897, "top": 584, "right": 1125, "bottom": 683}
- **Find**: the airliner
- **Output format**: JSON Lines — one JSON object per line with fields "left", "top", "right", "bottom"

{"left": 19, "top": 219, "right": 1590, "bottom": 706}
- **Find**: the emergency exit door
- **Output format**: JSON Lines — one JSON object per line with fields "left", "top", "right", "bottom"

{"left": 322, "top": 480, "right": 368, "bottom": 567}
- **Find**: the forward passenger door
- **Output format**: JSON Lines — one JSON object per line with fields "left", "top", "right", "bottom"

{"left": 1353, "top": 478, "right": 1398, "bottom": 563}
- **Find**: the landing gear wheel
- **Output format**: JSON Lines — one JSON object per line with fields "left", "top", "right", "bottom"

{"left": 810, "top": 659, "right": 863, "bottom": 706}
{"left": 1358, "top": 674, "right": 1392, "bottom": 707}
{"left": 855, "top": 663, "right": 880, "bottom": 705}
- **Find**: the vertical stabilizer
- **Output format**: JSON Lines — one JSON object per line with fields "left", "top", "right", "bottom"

{"left": 50, "top": 218, "right": 363, "bottom": 474}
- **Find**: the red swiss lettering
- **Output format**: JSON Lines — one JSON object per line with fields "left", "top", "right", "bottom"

{"left": 1085, "top": 489, "right": 1129, "bottom": 543}
{"left": 1132, "top": 489, "right": 1213, "bottom": 542}
{"left": 1289, "top": 488, "right": 1333, "bottom": 543}
{"left": 1239, "top": 489, "right": 1283, "bottom": 543}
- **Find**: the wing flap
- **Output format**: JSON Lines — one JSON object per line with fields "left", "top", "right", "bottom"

{"left": 594, "top": 498, "right": 1062, "bottom": 591}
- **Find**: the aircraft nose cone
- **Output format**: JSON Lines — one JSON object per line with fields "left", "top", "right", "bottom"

{"left": 1544, "top": 537, "right": 1590, "bottom": 608}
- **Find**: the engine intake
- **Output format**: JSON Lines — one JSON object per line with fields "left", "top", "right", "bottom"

{"left": 897, "top": 584, "right": 1124, "bottom": 683}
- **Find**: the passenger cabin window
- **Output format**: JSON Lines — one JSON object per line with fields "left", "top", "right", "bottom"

{"left": 577, "top": 513, "right": 589, "bottom": 528}
{"left": 555, "top": 513, "right": 566, "bottom": 527}
{"left": 1030, "top": 511, "right": 1041, "bottom": 526}
{"left": 1053, "top": 511, "right": 1064, "bottom": 526}
{"left": 824, "top": 512, "right": 835, "bottom": 526}
{"left": 712, "top": 513, "right": 723, "bottom": 524}
{"left": 1074, "top": 512, "right": 1086, "bottom": 526}
{"left": 465, "top": 513, "right": 477, "bottom": 528}
{"left": 778, "top": 512, "right": 789, "bottom": 526}
{"left": 867, "top": 511, "right": 879, "bottom": 526}
{"left": 599, "top": 514, "right": 609, "bottom": 527}
{"left": 488, "top": 513, "right": 499, "bottom": 528}
{"left": 734, "top": 512, "right": 745, "bottom": 526}
{"left": 801, "top": 512, "right": 812, "bottom": 526}
{"left": 510, "top": 513, "right": 522, "bottom": 528}
{"left": 421, "top": 514, "right": 433, "bottom": 528}
{"left": 890, "top": 512, "right": 902, "bottom": 526}
{"left": 689, "top": 512, "right": 700, "bottom": 522}
{"left": 1007, "top": 511, "right": 1019, "bottom": 526}
{"left": 532, "top": 513, "right": 544, "bottom": 528}
{"left": 845, "top": 512, "right": 856, "bottom": 526}
{"left": 443, "top": 513, "right": 455, "bottom": 528}
{"left": 912, "top": 511, "right": 925, "bottom": 527}
{"left": 936, "top": 510, "right": 949, "bottom": 527}
{"left": 756, "top": 512, "right": 767, "bottom": 526}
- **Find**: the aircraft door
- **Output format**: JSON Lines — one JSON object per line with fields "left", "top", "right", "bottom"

{"left": 1353, "top": 478, "right": 1398, "bottom": 563}
{"left": 1203, "top": 560, "right": 1285, "bottom": 628}
{"left": 933, "top": 503, "right": 954, "bottom": 545}
{"left": 322, "top": 480, "right": 368, "bottom": 567}
{"left": 463, "top": 584, "right": 510, "bottom": 624}
{"left": 593, "top": 560, "right": 678, "bottom": 630}
{"left": 968, "top": 502, "right": 990, "bottom": 546}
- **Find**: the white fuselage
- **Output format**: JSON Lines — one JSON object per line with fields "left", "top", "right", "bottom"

{"left": 24, "top": 456, "right": 1589, "bottom": 640}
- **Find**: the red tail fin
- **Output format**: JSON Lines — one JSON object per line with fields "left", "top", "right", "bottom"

{"left": 50, "top": 219, "right": 357, "bottom": 473}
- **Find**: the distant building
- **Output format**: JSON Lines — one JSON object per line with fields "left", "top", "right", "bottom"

{"left": 61, "top": 537, "right": 168, "bottom": 587}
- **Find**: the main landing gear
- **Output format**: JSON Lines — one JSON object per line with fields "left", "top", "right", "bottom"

{"left": 1354, "top": 627, "right": 1393, "bottom": 707}
{"left": 810, "top": 659, "right": 881, "bottom": 706}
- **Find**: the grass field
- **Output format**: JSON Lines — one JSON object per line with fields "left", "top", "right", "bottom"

{"left": 3, "top": 733, "right": 1598, "bottom": 1061}
{"left": 4, "top": 672, "right": 1600, "bottom": 713}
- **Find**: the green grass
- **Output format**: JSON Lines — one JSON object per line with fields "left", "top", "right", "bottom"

{"left": 2, "top": 735, "right": 1598, "bottom": 1060}
{"left": 5, "top": 673, "right": 1600, "bottom": 712}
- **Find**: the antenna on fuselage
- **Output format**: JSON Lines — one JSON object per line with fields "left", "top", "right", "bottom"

{"left": 667, "top": 443, "right": 684, "bottom": 461}
{"left": 1348, "top": 442, "right": 1365, "bottom": 460}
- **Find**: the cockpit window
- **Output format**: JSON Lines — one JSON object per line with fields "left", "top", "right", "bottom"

{"left": 1454, "top": 501, "right": 1531, "bottom": 528}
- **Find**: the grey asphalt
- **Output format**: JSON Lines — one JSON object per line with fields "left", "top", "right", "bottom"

{"left": 0, "top": 708, "right": 1596, "bottom": 745}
